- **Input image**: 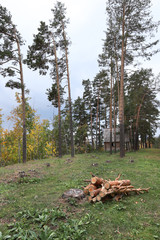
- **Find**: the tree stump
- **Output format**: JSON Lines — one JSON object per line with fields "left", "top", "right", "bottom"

{"left": 62, "top": 188, "right": 85, "bottom": 200}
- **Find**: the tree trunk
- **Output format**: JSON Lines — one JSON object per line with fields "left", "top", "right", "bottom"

{"left": 104, "top": 105, "right": 107, "bottom": 128}
{"left": 135, "top": 93, "right": 146, "bottom": 151}
{"left": 96, "top": 90, "right": 100, "bottom": 150}
{"left": 90, "top": 106, "right": 94, "bottom": 150}
{"left": 113, "top": 80, "right": 117, "bottom": 153}
{"left": 114, "top": 37, "right": 120, "bottom": 104}
{"left": 135, "top": 129, "right": 139, "bottom": 151}
{"left": 18, "top": 139, "right": 21, "bottom": 163}
{"left": 99, "top": 100, "right": 101, "bottom": 148}
{"left": 52, "top": 34, "right": 62, "bottom": 158}
{"left": 62, "top": 22, "right": 74, "bottom": 157}
{"left": 119, "top": 4, "right": 125, "bottom": 158}
{"left": 110, "top": 61, "right": 113, "bottom": 155}
{"left": 145, "top": 134, "right": 147, "bottom": 148}
{"left": 149, "top": 130, "right": 151, "bottom": 148}
{"left": 15, "top": 33, "right": 27, "bottom": 163}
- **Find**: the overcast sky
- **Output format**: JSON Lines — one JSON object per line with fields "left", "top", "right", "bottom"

{"left": 1, "top": 0, "right": 160, "bottom": 134}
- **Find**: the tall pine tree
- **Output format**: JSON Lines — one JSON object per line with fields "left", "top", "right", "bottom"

{"left": 26, "top": 2, "right": 74, "bottom": 157}
{"left": 105, "top": 0, "right": 159, "bottom": 157}
{"left": 0, "top": 4, "right": 27, "bottom": 163}
{"left": 52, "top": 2, "right": 74, "bottom": 157}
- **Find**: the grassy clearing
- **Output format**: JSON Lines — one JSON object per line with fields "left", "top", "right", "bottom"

{"left": 0, "top": 149, "right": 160, "bottom": 239}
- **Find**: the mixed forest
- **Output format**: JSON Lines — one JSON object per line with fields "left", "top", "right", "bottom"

{"left": 0, "top": 0, "right": 160, "bottom": 166}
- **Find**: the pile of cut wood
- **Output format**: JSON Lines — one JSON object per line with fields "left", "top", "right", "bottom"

{"left": 83, "top": 174, "right": 150, "bottom": 203}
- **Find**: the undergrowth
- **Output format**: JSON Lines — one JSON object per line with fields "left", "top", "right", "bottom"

{"left": 0, "top": 208, "right": 93, "bottom": 240}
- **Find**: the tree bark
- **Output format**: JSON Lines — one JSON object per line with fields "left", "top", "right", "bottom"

{"left": 90, "top": 106, "right": 94, "bottom": 149}
{"left": 119, "top": 4, "right": 125, "bottom": 158}
{"left": 113, "top": 80, "right": 117, "bottom": 153}
{"left": 114, "top": 37, "right": 120, "bottom": 104}
{"left": 110, "top": 59, "right": 113, "bottom": 155}
{"left": 135, "top": 93, "right": 146, "bottom": 151}
{"left": 96, "top": 90, "right": 100, "bottom": 150}
{"left": 52, "top": 34, "right": 62, "bottom": 158}
{"left": 61, "top": 22, "right": 74, "bottom": 157}
{"left": 15, "top": 33, "right": 27, "bottom": 163}
{"left": 99, "top": 99, "right": 101, "bottom": 148}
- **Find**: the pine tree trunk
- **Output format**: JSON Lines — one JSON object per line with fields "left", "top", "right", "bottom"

{"left": 15, "top": 33, "right": 27, "bottom": 163}
{"left": 52, "top": 34, "right": 62, "bottom": 158}
{"left": 96, "top": 90, "right": 100, "bottom": 150}
{"left": 135, "top": 93, "right": 146, "bottom": 151}
{"left": 119, "top": 4, "right": 125, "bottom": 158}
{"left": 62, "top": 22, "right": 74, "bottom": 157}
{"left": 105, "top": 105, "right": 107, "bottom": 128}
{"left": 113, "top": 80, "right": 117, "bottom": 153}
{"left": 110, "top": 61, "right": 113, "bottom": 155}
{"left": 145, "top": 134, "right": 147, "bottom": 148}
{"left": 149, "top": 130, "right": 151, "bottom": 148}
{"left": 135, "top": 129, "right": 139, "bottom": 151}
{"left": 90, "top": 106, "right": 94, "bottom": 150}
{"left": 114, "top": 37, "right": 120, "bottom": 104}
{"left": 99, "top": 100, "right": 101, "bottom": 148}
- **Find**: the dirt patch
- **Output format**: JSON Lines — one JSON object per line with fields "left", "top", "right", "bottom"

{"left": 0, "top": 169, "right": 42, "bottom": 184}
{"left": 0, "top": 198, "right": 10, "bottom": 207}
{"left": 58, "top": 197, "right": 87, "bottom": 215}
{"left": 0, "top": 217, "right": 15, "bottom": 225}
{"left": 0, "top": 160, "right": 55, "bottom": 184}
{"left": 58, "top": 194, "right": 87, "bottom": 207}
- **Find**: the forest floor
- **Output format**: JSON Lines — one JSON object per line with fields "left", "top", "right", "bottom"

{"left": 0, "top": 148, "right": 160, "bottom": 239}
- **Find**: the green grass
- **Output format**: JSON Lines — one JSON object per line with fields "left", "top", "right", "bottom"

{"left": 0, "top": 148, "right": 160, "bottom": 239}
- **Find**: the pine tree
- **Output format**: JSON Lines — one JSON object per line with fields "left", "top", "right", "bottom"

{"left": 93, "top": 70, "right": 108, "bottom": 149}
{"left": 105, "top": 0, "right": 159, "bottom": 157}
{"left": 82, "top": 79, "right": 94, "bottom": 149}
{"left": 26, "top": 2, "right": 74, "bottom": 157}
{"left": 73, "top": 97, "right": 88, "bottom": 147}
{"left": 25, "top": 18, "right": 64, "bottom": 157}
{"left": 125, "top": 68, "right": 159, "bottom": 150}
{"left": 52, "top": 1, "right": 74, "bottom": 157}
{"left": 0, "top": 4, "right": 27, "bottom": 163}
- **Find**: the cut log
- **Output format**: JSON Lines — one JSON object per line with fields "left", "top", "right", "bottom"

{"left": 108, "top": 180, "right": 131, "bottom": 187}
{"left": 104, "top": 181, "right": 110, "bottom": 190}
{"left": 91, "top": 176, "right": 104, "bottom": 186}
{"left": 88, "top": 184, "right": 97, "bottom": 192}
{"left": 99, "top": 189, "right": 108, "bottom": 198}
{"left": 119, "top": 180, "right": 131, "bottom": 186}
{"left": 90, "top": 188, "right": 102, "bottom": 197}
{"left": 83, "top": 184, "right": 97, "bottom": 195}
{"left": 88, "top": 196, "right": 93, "bottom": 203}
{"left": 96, "top": 195, "right": 102, "bottom": 202}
